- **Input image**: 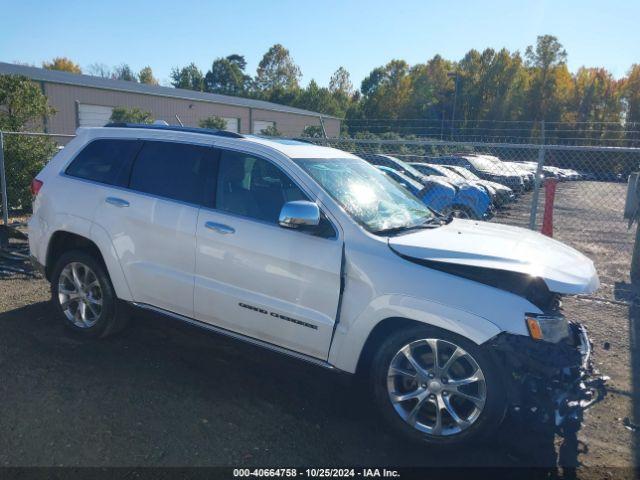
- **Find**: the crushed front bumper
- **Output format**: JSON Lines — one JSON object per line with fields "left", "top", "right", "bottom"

{"left": 488, "top": 322, "right": 607, "bottom": 435}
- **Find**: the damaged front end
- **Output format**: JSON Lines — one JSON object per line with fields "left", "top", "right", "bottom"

{"left": 488, "top": 322, "right": 607, "bottom": 436}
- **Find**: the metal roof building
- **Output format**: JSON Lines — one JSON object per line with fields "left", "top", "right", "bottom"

{"left": 0, "top": 62, "right": 340, "bottom": 138}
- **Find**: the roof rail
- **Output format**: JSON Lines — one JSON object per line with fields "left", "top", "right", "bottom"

{"left": 104, "top": 123, "right": 245, "bottom": 138}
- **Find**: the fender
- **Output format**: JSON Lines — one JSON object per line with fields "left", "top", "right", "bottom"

{"left": 42, "top": 213, "right": 94, "bottom": 264}
{"left": 27, "top": 213, "right": 48, "bottom": 263}
{"left": 454, "top": 189, "right": 489, "bottom": 218}
{"left": 89, "top": 222, "right": 134, "bottom": 301}
{"left": 328, "top": 294, "right": 501, "bottom": 373}
{"left": 41, "top": 215, "right": 134, "bottom": 302}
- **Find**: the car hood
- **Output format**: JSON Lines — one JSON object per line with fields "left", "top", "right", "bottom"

{"left": 473, "top": 180, "right": 503, "bottom": 193}
{"left": 388, "top": 219, "right": 599, "bottom": 295}
{"left": 424, "top": 176, "right": 457, "bottom": 192}
{"left": 445, "top": 177, "right": 467, "bottom": 187}
{"left": 472, "top": 179, "right": 504, "bottom": 189}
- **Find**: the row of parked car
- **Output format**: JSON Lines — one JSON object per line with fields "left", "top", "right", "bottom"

{"left": 359, "top": 153, "right": 583, "bottom": 220}
{"left": 512, "top": 160, "right": 584, "bottom": 181}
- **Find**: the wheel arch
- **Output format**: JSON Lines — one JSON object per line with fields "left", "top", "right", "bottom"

{"left": 355, "top": 317, "right": 423, "bottom": 376}
{"left": 329, "top": 295, "right": 502, "bottom": 374}
{"left": 355, "top": 316, "right": 504, "bottom": 377}
{"left": 45, "top": 227, "right": 133, "bottom": 301}
{"left": 46, "top": 231, "right": 106, "bottom": 280}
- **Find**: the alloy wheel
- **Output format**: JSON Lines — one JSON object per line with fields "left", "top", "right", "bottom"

{"left": 386, "top": 338, "right": 486, "bottom": 436}
{"left": 58, "top": 262, "right": 103, "bottom": 328}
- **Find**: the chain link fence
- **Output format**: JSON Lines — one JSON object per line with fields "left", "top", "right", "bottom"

{"left": 303, "top": 138, "right": 634, "bottom": 223}
{"left": 0, "top": 131, "right": 73, "bottom": 224}
{"left": 302, "top": 136, "right": 638, "bottom": 298}
{"left": 1, "top": 129, "right": 638, "bottom": 295}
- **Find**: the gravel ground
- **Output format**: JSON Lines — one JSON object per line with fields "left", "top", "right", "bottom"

{"left": 0, "top": 181, "right": 638, "bottom": 475}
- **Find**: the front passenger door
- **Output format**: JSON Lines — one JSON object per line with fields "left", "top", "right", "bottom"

{"left": 194, "top": 149, "right": 343, "bottom": 360}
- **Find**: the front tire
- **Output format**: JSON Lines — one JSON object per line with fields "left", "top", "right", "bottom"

{"left": 370, "top": 325, "right": 507, "bottom": 445}
{"left": 51, "top": 250, "right": 128, "bottom": 337}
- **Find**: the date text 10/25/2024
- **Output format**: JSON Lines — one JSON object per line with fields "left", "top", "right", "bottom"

{"left": 233, "top": 469, "right": 400, "bottom": 478}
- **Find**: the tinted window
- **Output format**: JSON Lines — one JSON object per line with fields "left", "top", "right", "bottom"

{"left": 66, "top": 139, "right": 141, "bottom": 186}
{"left": 216, "top": 150, "right": 307, "bottom": 223}
{"left": 129, "top": 141, "right": 215, "bottom": 205}
{"left": 215, "top": 150, "right": 336, "bottom": 237}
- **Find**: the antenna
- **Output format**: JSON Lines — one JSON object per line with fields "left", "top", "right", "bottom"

{"left": 319, "top": 116, "right": 328, "bottom": 139}
{"left": 175, "top": 114, "right": 184, "bottom": 127}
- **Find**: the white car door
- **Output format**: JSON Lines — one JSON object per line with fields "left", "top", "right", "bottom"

{"left": 91, "top": 139, "right": 216, "bottom": 318}
{"left": 194, "top": 148, "right": 343, "bottom": 360}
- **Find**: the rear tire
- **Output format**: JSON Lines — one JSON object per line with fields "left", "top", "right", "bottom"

{"left": 370, "top": 325, "right": 507, "bottom": 446}
{"left": 50, "top": 250, "right": 129, "bottom": 338}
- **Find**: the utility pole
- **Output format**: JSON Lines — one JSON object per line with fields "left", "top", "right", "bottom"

{"left": 529, "top": 121, "right": 546, "bottom": 230}
{"left": 625, "top": 173, "right": 640, "bottom": 283}
{"left": 631, "top": 219, "right": 640, "bottom": 284}
{"left": 448, "top": 71, "right": 458, "bottom": 140}
{"left": 0, "top": 131, "right": 8, "bottom": 226}
{"left": 319, "top": 116, "right": 328, "bottom": 139}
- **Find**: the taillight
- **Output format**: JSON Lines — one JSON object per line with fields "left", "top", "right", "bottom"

{"left": 31, "top": 178, "right": 43, "bottom": 197}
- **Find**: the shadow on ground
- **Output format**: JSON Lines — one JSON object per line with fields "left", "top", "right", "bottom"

{"left": 0, "top": 301, "right": 570, "bottom": 469}
{"left": 614, "top": 282, "right": 640, "bottom": 475}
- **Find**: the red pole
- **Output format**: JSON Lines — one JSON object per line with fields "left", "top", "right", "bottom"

{"left": 541, "top": 178, "right": 558, "bottom": 237}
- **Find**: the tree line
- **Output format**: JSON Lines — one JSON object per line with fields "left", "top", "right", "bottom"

{"left": 24, "top": 35, "right": 640, "bottom": 144}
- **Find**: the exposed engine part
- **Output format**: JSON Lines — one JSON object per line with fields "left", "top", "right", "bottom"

{"left": 488, "top": 322, "right": 607, "bottom": 437}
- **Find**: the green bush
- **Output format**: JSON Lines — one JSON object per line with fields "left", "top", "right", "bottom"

{"left": 198, "top": 116, "right": 228, "bottom": 130}
{"left": 0, "top": 74, "right": 57, "bottom": 213}
{"left": 260, "top": 124, "right": 282, "bottom": 137}
{"left": 4, "top": 134, "right": 57, "bottom": 210}
{"left": 301, "top": 125, "right": 324, "bottom": 138}
{"left": 109, "top": 106, "right": 153, "bottom": 124}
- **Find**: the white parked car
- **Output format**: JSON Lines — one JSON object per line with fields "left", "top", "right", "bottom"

{"left": 29, "top": 124, "right": 599, "bottom": 445}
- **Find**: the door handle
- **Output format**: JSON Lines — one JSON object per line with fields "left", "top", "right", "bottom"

{"left": 205, "top": 221, "right": 235, "bottom": 235}
{"left": 105, "top": 197, "right": 130, "bottom": 208}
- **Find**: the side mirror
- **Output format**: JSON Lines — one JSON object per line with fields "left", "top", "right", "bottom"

{"left": 279, "top": 201, "right": 320, "bottom": 229}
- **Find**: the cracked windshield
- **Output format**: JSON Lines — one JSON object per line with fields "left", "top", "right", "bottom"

{"left": 295, "top": 157, "right": 433, "bottom": 233}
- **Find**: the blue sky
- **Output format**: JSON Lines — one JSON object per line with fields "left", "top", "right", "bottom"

{"left": 1, "top": 0, "right": 638, "bottom": 88}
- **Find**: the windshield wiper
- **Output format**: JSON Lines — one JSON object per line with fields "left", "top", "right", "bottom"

{"left": 373, "top": 217, "right": 443, "bottom": 236}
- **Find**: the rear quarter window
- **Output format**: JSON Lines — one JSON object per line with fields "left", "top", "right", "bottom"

{"left": 65, "top": 139, "right": 142, "bottom": 186}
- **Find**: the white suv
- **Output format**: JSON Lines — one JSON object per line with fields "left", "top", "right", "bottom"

{"left": 29, "top": 124, "right": 599, "bottom": 445}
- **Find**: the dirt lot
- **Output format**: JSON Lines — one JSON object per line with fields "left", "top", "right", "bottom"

{"left": 0, "top": 180, "right": 638, "bottom": 475}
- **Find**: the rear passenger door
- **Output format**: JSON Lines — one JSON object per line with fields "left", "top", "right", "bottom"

{"left": 92, "top": 140, "right": 216, "bottom": 318}
{"left": 194, "top": 148, "right": 343, "bottom": 360}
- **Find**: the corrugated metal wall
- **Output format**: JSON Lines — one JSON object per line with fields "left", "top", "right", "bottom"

{"left": 42, "top": 83, "right": 341, "bottom": 138}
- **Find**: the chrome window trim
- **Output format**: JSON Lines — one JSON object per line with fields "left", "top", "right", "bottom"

{"left": 60, "top": 137, "right": 342, "bottom": 241}
{"left": 61, "top": 136, "right": 216, "bottom": 209}
{"left": 59, "top": 172, "right": 205, "bottom": 211}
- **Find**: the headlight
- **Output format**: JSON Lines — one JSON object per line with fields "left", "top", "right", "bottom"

{"left": 525, "top": 314, "right": 569, "bottom": 343}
